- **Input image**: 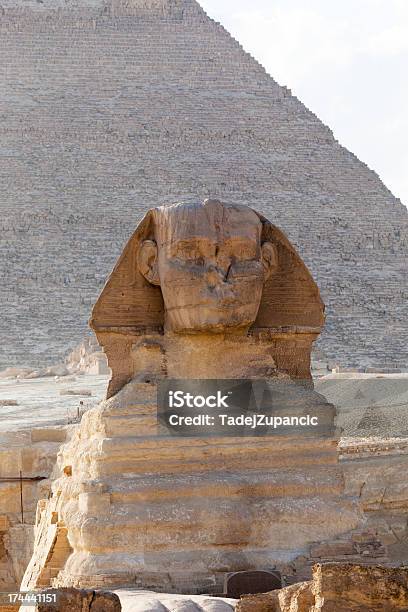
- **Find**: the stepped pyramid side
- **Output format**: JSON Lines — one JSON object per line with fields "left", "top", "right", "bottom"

{"left": 0, "top": 0, "right": 407, "bottom": 368}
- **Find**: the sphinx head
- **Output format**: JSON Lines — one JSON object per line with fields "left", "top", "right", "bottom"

{"left": 91, "top": 198, "right": 324, "bottom": 396}
{"left": 137, "top": 199, "right": 278, "bottom": 333}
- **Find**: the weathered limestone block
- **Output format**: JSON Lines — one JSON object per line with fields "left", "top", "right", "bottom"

{"left": 237, "top": 563, "right": 408, "bottom": 611}
{"left": 339, "top": 438, "right": 408, "bottom": 566}
{"left": 313, "top": 563, "right": 408, "bottom": 611}
{"left": 0, "top": 428, "right": 72, "bottom": 592}
{"left": 236, "top": 581, "right": 313, "bottom": 611}
{"left": 3, "top": 525, "right": 35, "bottom": 587}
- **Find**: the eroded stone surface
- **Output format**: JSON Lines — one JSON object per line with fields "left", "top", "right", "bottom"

{"left": 237, "top": 563, "right": 408, "bottom": 611}
{"left": 20, "top": 380, "right": 360, "bottom": 593}
{"left": 236, "top": 580, "right": 313, "bottom": 612}
{"left": 0, "top": 428, "right": 71, "bottom": 592}
{"left": 314, "top": 563, "right": 408, "bottom": 611}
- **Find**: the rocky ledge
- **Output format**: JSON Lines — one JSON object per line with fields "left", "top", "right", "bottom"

{"left": 236, "top": 563, "right": 408, "bottom": 611}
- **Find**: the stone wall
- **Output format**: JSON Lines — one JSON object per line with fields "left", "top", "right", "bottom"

{"left": 0, "top": 427, "right": 70, "bottom": 591}
{"left": 0, "top": 0, "right": 407, "bottom": 369}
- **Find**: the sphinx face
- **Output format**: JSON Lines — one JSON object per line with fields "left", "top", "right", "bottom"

{"left": 138, "top": 201, "right": 277, "bottom": 334}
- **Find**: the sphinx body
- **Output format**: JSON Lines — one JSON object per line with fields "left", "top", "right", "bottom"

{"left": 22, "top": 201, "right": 361, "bottom": 593}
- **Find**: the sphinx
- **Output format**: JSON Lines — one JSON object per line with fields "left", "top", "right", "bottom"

{"left": 91, "top": 199, "right": 325, "bottom": 396}
{"left": 23, "top": 200, "right": 361, "bottom": 595}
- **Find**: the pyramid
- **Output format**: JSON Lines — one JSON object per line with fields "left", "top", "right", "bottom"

{"left": 1, "top": 0, "right": 407, "bottom": 369}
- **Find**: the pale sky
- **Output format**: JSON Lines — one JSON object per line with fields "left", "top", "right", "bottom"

{"left": 200, "top": 0, "right": 408, "bottom": 208}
